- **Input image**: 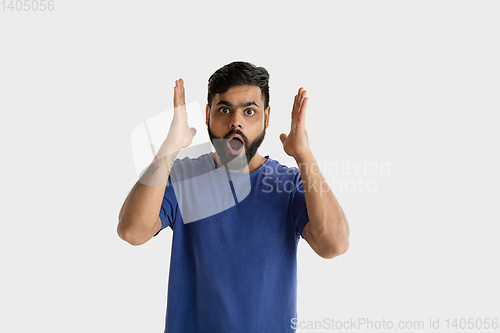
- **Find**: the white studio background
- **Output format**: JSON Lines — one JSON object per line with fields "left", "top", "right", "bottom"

{"left": 1, "top": 1, "right": 499, "bottom": 332}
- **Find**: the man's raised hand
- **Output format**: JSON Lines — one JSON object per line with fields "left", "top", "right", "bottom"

{"left": 158, "top": 79, "right": 197, "bottom": 157}
{"left": 279, "top": 87, "right": 312, "bottom": 160}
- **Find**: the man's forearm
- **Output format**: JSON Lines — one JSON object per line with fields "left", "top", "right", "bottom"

{"left": 295, "top": 151, "right": 350, "bottom": 254}
{"left": 117, "top": 150, "right": 179, "bottom": 245}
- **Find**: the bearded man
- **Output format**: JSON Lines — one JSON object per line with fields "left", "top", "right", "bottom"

{"left": 118, "top": 61, "right": 350, "bottom": 332}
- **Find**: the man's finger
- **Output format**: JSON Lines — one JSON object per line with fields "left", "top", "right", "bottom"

{"left": 279, "top": 133, "right": 287, "bottom": 144}
{"left": 299, "top": 90, "right": 307, "bottom": 111}
{"left": 299, "top": 97, "right": 308, "bottom": 120}
{"left": 173, "top": 83, "right": 178, "bottom": 107}
{"left": 293, "top": 91, "right": 300, "bottom": 118}
{"left": 296, "top": 97, "right": 308, "bottom": 128}
{"left": 292, "top": 95, "right": 298, "bottom": 118}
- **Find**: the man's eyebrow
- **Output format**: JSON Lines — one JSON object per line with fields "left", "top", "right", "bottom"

{"left": 216, "top": 100, "right": 260, "bottom": 109}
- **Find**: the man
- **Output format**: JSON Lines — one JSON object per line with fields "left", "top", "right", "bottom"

{"left": 118, "top": 61, "right": 350, "bottom": 332}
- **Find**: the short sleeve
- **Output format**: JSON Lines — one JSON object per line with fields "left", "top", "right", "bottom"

{"left": 293, "top": 170, "right": 309, "bottom": 240}
{"left": 154, "top": 176, "right": 178, "bottom": 236}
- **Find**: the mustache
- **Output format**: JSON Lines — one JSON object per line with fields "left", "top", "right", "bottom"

{"left": 224, "top": 129, "right": 248, "bottom": 144}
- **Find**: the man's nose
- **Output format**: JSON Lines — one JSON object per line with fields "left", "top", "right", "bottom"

{"left": 230, "top": 111, "right": 244, "bottom": 129}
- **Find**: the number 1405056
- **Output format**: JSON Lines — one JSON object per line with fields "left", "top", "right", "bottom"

{"left": 1, "top": 0, "right": 55, "bottom": 11}
{"left": 445, "top": 318, "right": 498, "bottom": 330}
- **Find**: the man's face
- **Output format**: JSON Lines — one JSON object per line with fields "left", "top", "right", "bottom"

{"left": 206, "top": 85, "right": 270, "bottom": 171}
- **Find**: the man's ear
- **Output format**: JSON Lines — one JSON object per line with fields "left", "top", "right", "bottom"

{"left": 265, "top": 105, "right": 271, "bottom": 128}
{"left": 205, "top": 104, "right": 210, "bottom": 126}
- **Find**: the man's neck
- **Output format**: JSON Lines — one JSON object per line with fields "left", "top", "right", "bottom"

{"left": 212, "top": 152, "right": 267, "bottom": 173}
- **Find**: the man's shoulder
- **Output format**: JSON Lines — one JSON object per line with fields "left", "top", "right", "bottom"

{"left": 169, "top": 152, "right": 214, "bottom": 180}
{"left": 173, "top": 152, "right": 213, "bottom": 167}
{"left": 263, "top": 156, "right": 300, "bottom": 179}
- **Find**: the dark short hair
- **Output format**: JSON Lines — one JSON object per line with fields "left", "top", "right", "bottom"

{"left": 207, "top": 61, "right": 270, "bottom": 109}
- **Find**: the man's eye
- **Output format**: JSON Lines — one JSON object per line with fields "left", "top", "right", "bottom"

{"left": 245, "top": 109, "right": 255, "bottom": 115}
{"left": 219, "top": 107, "right": 230, "bottom": 114}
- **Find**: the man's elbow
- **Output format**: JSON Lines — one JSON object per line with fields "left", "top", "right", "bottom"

{"left": 321, "top": 240, "right": 349, "bottom": 259}
{"left": 117, "top": 221, "right": 148, "bottom": 246}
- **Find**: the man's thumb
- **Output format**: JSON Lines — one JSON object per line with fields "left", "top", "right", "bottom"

{"left": 279, "top": 133, "right": 287, "bottom": 144}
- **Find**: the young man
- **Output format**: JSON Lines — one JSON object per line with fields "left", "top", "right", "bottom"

{"left": 118, "top": 62, "right": 350, "bottom": 332}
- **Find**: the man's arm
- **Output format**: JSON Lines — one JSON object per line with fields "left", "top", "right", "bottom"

{"left": 117, "top": 79, "right": 196, "bottom": 246}
{"left": 280, "top": 87, "right": 349, "bottom": 259}
{"left": 117, "top": 152, "right": 178, "bottom": 246}
{"left": 296, "top": 152, "right": 350, "bottom": 259}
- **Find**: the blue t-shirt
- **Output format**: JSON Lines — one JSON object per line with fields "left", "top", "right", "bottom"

{"left": 156, "top": 153, "right": 309, "bottom": 332}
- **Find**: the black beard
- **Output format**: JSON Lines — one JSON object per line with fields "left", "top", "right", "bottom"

{"left": 207, "top": 116, "right": 266, "bottom": 171}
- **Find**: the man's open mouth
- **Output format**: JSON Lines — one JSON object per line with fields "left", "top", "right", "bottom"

{"left": 227, "top": 137, "right": 244, "bottom": 155}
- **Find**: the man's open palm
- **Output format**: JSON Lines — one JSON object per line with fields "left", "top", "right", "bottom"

{"left": 280, "top": 87, "right": 311, "bottom": 159}
{"left": 165, "top": 79, "right": 197, "bottom": 151}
